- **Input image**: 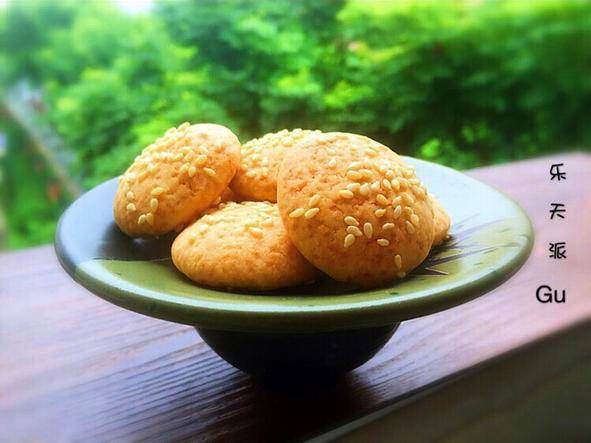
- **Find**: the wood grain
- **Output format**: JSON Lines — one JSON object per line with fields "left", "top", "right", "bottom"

{"left": 1, "top": 153, "right": 590, "bottom": 442}
{"left": 321, "top": 322, "right": 591, "bottom": 443}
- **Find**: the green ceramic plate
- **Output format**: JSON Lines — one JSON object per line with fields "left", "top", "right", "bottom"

{"left": 55, "top": 158, "right": 533, "bottom": 333}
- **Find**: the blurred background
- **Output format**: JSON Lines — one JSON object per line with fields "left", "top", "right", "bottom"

{"left": 0, "top": 0, "right": 590, "bottom": 250}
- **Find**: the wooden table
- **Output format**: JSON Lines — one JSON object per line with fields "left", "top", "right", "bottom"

{"left": 1, "top": 153, "right": 590, "bottom": 442}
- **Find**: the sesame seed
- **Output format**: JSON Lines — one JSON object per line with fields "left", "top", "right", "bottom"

{"left": 402, "top": 192, "right": 415, "bottom": 205}
{"left": 344, "top": 216, "right": 359, "bottom": 226}
{"left": 397, "top": 271, "right": 406, "bottom": 278}
{"left": 249, "top": 227, "right": 263, "bottom": 237}
{"left": 363, "top": 222, "right": 373, "bottom": 239}
{"left": 246, "top": 170, "right": 256, "bottom": 177}
{"left": 126, "top": 203, "right": 136, "bottom": 212}
{"left": 385, "top": 170, "right": 395, "bottom": 179}
{"left": 347, "top": 182, "right": 361, "bottom": 193}
{"left": 347, "top": 171, "right": 362, "bottom": 180}
{"left": 411, "top": 214, "right": 420, "bottom": 226}
{"left": 328, "top": 158, "right": 337, "bottom": 167}
{"left": 204, "top": 167, "right": 216, "bottom": 177}
{"left": 180, "top": 163, "right": 190, "bottom": 174}
{"left": 261, "top": 218, "right": 274, "bottom": 227}
{"left": 309, "top": 194, "right": 321, "bottom": 207}
{"left": 151, "top": 187, "right": 165, "bottom": 196}
{"left": 347, "top": 226, "right": 363, "bottom": 237}
{"left": 148, "top": 163, "right": 156, "bottom": 171}
{"left": 138, "top": 214, "right": 147, "bottom": 224}
{"left": 289, "top": 208, "right": 305, "bottom": 218}
{"left": 348, "top": 161, "right": 362, "bottom": 169}
{"left": 260, "top": 167, "right": 269, "bottom": 176}
{"left": 146, "top": 213, "right": 154, "bottom": 225}
{"left": 377, "top": 238, "right": 390, "bottom": 247}
{"left": 404, "top": 206, "right": 414, "bottom": 216}
{"left": 188, "top": 166, "right": 197, "bottom": 177}
{"left": 395, "top": 254, "right": 402, "bottom": 269}
{"left": 383, "top": 222, "right": 395, "bottom": 230}
{"left": 403, "top": 168, "right": 414, "bottom": 178}
{"left": 405, "top": 220, "right": 415, "bottom": 234}
{"left": 413, "top": 186, "right": 426, "bottom": 198}
{"left": 375, "top": 208, "right": 386, "bottom": 218}
{"left": 371, "top": 181, "right": 381, "bottom": 192}
{"left": 327, "top": 148, "right": 337, "bottom": 155}
{"left": 195, "top": 155, "right": 208, "bottom": 165}
{"left": 409, "top": 178, "right": 421, "bottom": 185}
{"left": 150, "top": 198, "right": 159, "bottom": 211}
{"left": 393, "top": 205, "right": 402, "bottom": 219}
{"left": 126, "top": 191, "right": 134, "bottom": 200}
{"left": 359, "top": 169, "right": 373, "bottom": 179}
{"left": 178, "top": 122, "right": 190, "bottom": 130}
{"left": 339, "top": 189, "right": 354, "bottom": 199}
{"left": 304, "top": 208, "right": 320, "bottom": 219}
{"left": 344, "top": 234, "right": 356, "bottom": 248}
{"left": 390, "top": 179, "right": 400, "bottom": 191}
{"left": 138, "top": 170, "right": 148, "bottom": 180}
{"left": 399, "top": 178, "right": 409, "bottom": 188}
{"left": 366, "top": 149, "right": 377, "bottom": 157}
{"left": 382, "top": 179, "right": 392, "bottom": 190}
{"left": 392, "top": 196, "right": 402, "bottom": 206}
{"left": 359, "top": 184, "right": 370, "bottom": 196}
{"left": 376, "top": 194, "right": 389, "bottom": 205}
{"left": 174, "top": 153, "right": 184, "bottom": 160}
{"left": 198, "top": 224, "right": 208, "bottom": 234}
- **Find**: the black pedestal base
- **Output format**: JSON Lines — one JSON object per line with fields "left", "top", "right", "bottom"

{"left": 197, "top": 324, "right": 399, "bottom": 381}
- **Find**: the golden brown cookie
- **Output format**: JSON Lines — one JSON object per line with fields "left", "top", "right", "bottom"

{"left": 213, "top": 187, "right": 238, "bottom": 205}
{"left": 430, "top": 195, "right": 451, "bottom": 246}
{"left": 114, "top": 123, "right": 241, "bottom": 237}
{"left": 171, "top": 202, "right": 319, "bottom": 291}
{"left": 230, "top": 129, "right": 321, "bottom": 202}
{"left": 277, "top": 132, "right": 434, "bottom": 288}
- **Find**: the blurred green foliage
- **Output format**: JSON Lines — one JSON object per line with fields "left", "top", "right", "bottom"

{"left": 0, "top": 121, "right": 69, "bottom": 248}
{"left": 1, "top": 0, "right": 590, "bottom": 248}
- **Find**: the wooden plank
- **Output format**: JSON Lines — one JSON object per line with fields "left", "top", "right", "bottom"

{"left": 1, "top": 153, "right": 590, "bottom": 442}
{"left": 314, "top": 321, "right": 591, "bottom": 443}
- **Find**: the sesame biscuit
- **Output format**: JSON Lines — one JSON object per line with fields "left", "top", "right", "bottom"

{"left": 208, "top": 187, "right": 239, "bottom": 208}
{"left": 171, "top": 202, "right": 319, "bottom": 291}
{"left": 230, "top": 129, "right": 321, "bottom": 202}
{"left": 219, "top": 187, "right": 237, "bottom": 203}
{"left": 277, "top": 132, "right": 434, "bottom": 288}
{"left": 114, "top": 123, "right": 241, "bottom": 237}
{"left": 430, "top": 195, "right": 451, "bottom": 246}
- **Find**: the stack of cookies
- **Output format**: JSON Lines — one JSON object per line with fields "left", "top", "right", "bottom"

{"left": 113, "top": 123, "right": 450, "bottom": 291}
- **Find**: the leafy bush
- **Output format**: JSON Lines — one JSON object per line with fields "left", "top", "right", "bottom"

{"left": 47, "top": 18, "right": 236, "bottom": 186}
{"left": 1, "top": 0, "right": 591, "bottom": 248}
{"left": 331, "top": 0, "right": 591, "bottom": 164}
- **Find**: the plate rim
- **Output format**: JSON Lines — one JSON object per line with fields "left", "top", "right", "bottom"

{"left": 54, "top": 158, "right": 534, "bottom": 333}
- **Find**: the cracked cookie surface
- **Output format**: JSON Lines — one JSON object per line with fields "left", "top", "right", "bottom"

{"left": 172, "top": 202, "right": 319, "bottom": 291}
{"left": 277, "top": 132, "right": 434, "bottom": 288}
{"left": 114, "top": 123, "right": 241, "bottom": 237}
